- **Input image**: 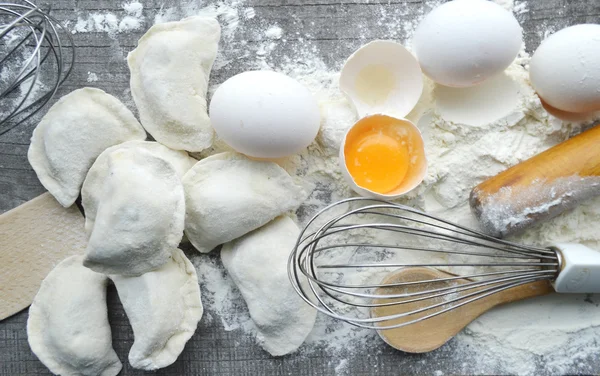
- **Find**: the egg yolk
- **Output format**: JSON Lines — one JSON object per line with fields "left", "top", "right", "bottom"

{"left": 344, "top": 120, "right": 410, "bottom": 194}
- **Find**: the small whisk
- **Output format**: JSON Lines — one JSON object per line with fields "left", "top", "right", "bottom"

{"left": 0, "top": 0, "right": 74, "bottom": 135}
{"left": 289, "top": 197, "right": 600, "bottom": 331}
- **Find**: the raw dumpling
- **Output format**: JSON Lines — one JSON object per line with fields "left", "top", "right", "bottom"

{"left": 82, "top": 140, "right": 195, "bottom": 233}
{"left": 28, "top": 87, "right": 146, "bottom": 207}
{"left": 182, "top": 152, "right": 306, "bottom": 253}
{"left": 110, "top": 248, "right": 203, "bottom": 371}
{"left": 128, "top": 16, "right": 220, "bottom": 152}
{"left": 27, "top": 255, "right": 121, "bottom": 376}
{"left": 221, "top": 216, "right": 317, "bottom": 356}
{"left": 83, "top": 147, "right": 185, "bottom": 276}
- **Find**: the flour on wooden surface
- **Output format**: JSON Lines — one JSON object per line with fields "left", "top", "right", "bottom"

{"left": 123, "top": 2, "right": 144, "bottom": 17}
{"left": 153, "top": 2, "right": 243, "bottom": 70}
{"left": 45, "top": 0, "right": 600, "bottom": 374}
{"left": 243, "top": 7, "right": 256, "bottom": 19}
{"left": 0, "top": 28, "right": 48, "bottom": 122}
{"left": 265, "top": 25, "right": 283, "bottom": 40}
{"left": 334, "top": 359, "right": 349, "bottom": 374}
{"left": 86, "top": 72, "right": 98, "bottom": 83}
{"left": 496, "top": 0, "right": 529, "bottom": 14}
{"left": 176, "top": 1, "right": 600, "bottom": 374}
{"left": 71, "top": 1, "right": 145, "bottom": 35}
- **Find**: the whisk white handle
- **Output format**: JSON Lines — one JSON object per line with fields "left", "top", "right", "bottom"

{"left": 552, "top": 243, "right": 600, "bottom": 293}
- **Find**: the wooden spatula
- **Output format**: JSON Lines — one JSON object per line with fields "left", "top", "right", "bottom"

{"left": 0, "top": 192, "right": 87, "bottom": 320}
{"left": 370, "top": 267, "right": 554, "bottom": 353}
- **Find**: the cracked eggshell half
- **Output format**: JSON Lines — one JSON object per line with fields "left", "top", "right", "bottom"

{"left": 339, "top": 40, "right": 423, "bottom": 119}
{"left": 339, "top": 115, "right": 427, "bottom": 200}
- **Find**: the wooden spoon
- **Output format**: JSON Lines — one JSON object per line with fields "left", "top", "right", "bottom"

{"left": 370, "top": 267, "right": 554, "bottom": 353}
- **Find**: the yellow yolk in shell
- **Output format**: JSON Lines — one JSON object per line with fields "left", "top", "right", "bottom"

{"left": 344, "top": 117, "right": 414, "bottom": 194}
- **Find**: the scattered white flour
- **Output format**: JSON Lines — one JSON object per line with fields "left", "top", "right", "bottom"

{"left": 119, "top": 1, "right": 144, "bottom": 32}
{"left": 28, "top": 0, "right": 598, "bottom": 374}
{"left": 71, "top": 1, "right": 144, "bottom": 36}
{"left": 86, "top": 72, "right": 98, "bottom": 83}
{"left": 180, "top": 1, "right": 600, "bottom": 374}
{"left": 495, "top": 0, "right": 516, "bottom": 10}
{"left": 514, "top": 1, "right": 530, "bottom": 14}
{"left": 154, "top": 2, "right": 239, "bottom": 39}
{"left": 72, "top": 13, "right": 118, "bottom": 34}
{"left": 118, "top": 16, "right": 142, "bottom": 33}
{"left": 123, "top": 1, "right": 143, "bottom": 17}
{"left": 190, "top": 254, "right": 255, "bottom": 333}
{"left": 0, "top": 28, "right": 50, "bottom": 125}
{"left": 496, "top": 0, "right": 529, "bottom": 14}
{"left": 334, "top": 358, "right": 349, "bottom": 375}
{"left": 153, "top": 1, "right": 244, "bottom": 70}
{"left": 265, "top": 25, "right": 283, "bottom": 40}
{"left": 243, "top": 7, "right": 256, "bottom": 20}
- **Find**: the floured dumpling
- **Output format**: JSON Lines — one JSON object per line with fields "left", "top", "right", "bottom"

{"left": 110, "top": 249, "right": 203, "bottom": 371}
{"left": 83, "top": 147, "right": 185, "bottom": 276}
{"left": 182, "top": 152, "right": 306, "bottom": 253}
{"left": 82, "top": 140, "right": 195, "bottom": 233}
{"left": 28, "top": 87, "right": 146, "bottom": 207}
{"left": 221, "top": 216, "right": 317, "bottom": 356}
{"left": 27, "top": 255, "right": 121, "bottom": 376}
{"left": 128, "top": 16, "right": 220, "bottom": 152}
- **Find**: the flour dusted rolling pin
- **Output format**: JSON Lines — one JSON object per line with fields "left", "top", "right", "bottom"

{"left": 0, "top": 193, "right": 87, "bottom": 320}
{"left": 470, "top": 124, "right": 600, "bottom": 237}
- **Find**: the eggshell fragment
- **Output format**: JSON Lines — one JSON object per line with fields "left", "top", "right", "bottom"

{"left": 339, "top": 115, "right": 427, "bottom": 200}
{"left": 434, "top": 72, "right": 520, "bottom": 127}
{"left": 340, "top": 40, "right": 423, "bottom": 119}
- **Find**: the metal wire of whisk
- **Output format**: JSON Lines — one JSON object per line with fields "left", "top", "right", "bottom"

{"left": 288, "top": 197, "right": 561, "bottom": 330}
{"left": 0, "top": 0, "right": 74, "bottom": 135}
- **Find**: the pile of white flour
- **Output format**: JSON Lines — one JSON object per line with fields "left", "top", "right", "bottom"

{"left": 67, "top": 0, "right": 600, "bottom": 374}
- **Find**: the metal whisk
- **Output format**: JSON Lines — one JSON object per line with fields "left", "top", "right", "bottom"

{"left": 289, "top": 197, "right": 600, "bottom": 330}
{"left": 0, "top": 0, "right": 74, "bottom": 135}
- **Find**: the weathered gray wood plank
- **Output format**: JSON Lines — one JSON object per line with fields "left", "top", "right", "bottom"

{"left": 1, "top": 0, "right": 599, "bottom": 375}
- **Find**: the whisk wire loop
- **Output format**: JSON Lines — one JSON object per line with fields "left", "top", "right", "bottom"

{"left": 289, "top": 197, "right": 560, "bottom": 330}
{"left": 0, "top": 0, "right": 74, "bottom": 135}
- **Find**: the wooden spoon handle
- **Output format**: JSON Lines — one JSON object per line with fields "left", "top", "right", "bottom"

{"left": 372, "top": 268, "right": 555, "bottom": 353}
{"left": 470, "top": 124, "right": 600, "bottom": 237}
{"left": 473, "top": 279, "right": 554, "bottom": 308}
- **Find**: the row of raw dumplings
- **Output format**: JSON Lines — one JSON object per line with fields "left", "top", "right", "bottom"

{"left": 25, "top": 15, "right": 317, "bottom": 376}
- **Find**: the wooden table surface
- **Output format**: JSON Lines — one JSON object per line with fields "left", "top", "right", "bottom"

{"left": 1, "top": 0, "right": 599, "bottom": 375}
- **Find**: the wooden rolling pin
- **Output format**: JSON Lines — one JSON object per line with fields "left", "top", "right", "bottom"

{"left": 470, "top": 124, "right": 600, "bottom": 238}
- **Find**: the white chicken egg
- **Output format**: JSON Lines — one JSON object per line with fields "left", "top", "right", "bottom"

{"left": 209, "top": 71, "right": 320, "bottom": 159}
{"left": 529, "top": 24, "right": 600, "bottom": 114}
{"left": 413, "top": 0, "right": 522, "bottom": 88}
